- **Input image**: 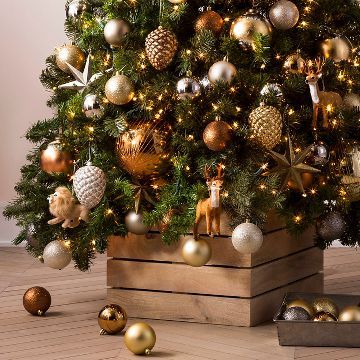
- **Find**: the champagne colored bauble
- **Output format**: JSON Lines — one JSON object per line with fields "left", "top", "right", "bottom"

{"left": 55, "top": 44, "right": 85, "bottom": 74}
{"left": 177, "top": 77, "right": 201, "bottom": 100}
{"left": 339, "top": 306, "right": 360, "bottom": 321}
{"left": 145, "top": 26, "right": 178, "bottom": 70}
{"left": 104, "top": 19, "right": 130, "bottom": 47}
{"left": 322, "top": 37, "right": 351, "bottom": 62}
{"left": 316, "top": 211, "right": 346, "bottom": 242}
{"left": 23, "top": 286, "right": 51, "bottom": 316}
{"left": 231, "top": 222, "right": 263, "bottom": 254}
{"left": 313, "top": 311, "right": 337, "bottom": 322}
{"left": 313, "top": 297, "right": 339, "bottom": 319}
{"left": 125, "top": 211, "right": 150, "bottom": 235}
{"left": 203, "top": 120, "right": 232, "bottom": 151}
{"left": 283, "top": 306, "right": 311, "bottom": 321}
{"left": 269, "top": 0, "right": 299, "bottom": 30}
{"left": 195, "top": 10, "right": 224, "bottom": 36}
{"left": 343, "top": 93, "right": 360, "bottom": 110}
{"left": 105, "top": 73, "right": 135, "bottom": 105}
{"left": 288, "top": 172, "right": 314, "bottom": 191}
{"left": 125, "top": 323, "right": 156, "bottom": 355}
{"left": 98, "top": 304, "right": 127, "bottom": 335}
{"left": 283, "top": 53, "right": 305, "bottom": 74}
{"left": 208, "top": 60, "right": 237, "bottom": 84}
{"left": 182, "top": 237, "right": 212, "bottom": 267}
{"left": 83, "top": 94, "right": 104, "bottom": 118}
{"left": 287, "top": 299, "right": 315, "bottom": 318}
{"left": 66, "top": 0, "right": 87, "bottom": 20}
{"left": 40, "top": 139, "right": 73, "bottom": 174}
{"left": 43, "top": 240, "right": 72, "bottom": 270}
{"left": 248, "top": 105, "right": 283, "bottom": 150}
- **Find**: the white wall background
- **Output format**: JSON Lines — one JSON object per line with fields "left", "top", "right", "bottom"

{"left": 0, "top": 1, "right": 66, "bottom": 244}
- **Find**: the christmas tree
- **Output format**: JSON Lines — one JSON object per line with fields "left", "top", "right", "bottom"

{"left": 4, "top": 0, "right": 360, "bottom": 271}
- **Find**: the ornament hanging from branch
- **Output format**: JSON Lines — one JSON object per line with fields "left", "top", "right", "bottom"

{"left": 321, "top": 37, "right": 351, "bottom": 62}
{"left": 208, "top": 58, "right": 237, "bottom": 84}
{"left": 43, "top": 239, "right": 72, "bottom": 270}
{"left": 231, "top": 222, "right": 263, "bottom": 254}
{"left": 104, "top": 19, "right": 130, "bottom": 48}
{"left": 195, "top": 9, "right": 224, "bottom": 35}
{"left": 55, "top": 44, "right": 85, "bottom": 74}
{"left": 40, "top": 139, "right": 73, "bottom": 174}
{"left": 269, "top": 0, "right": 299, "bottom": 30}
{"left": 66, "top": 0, "right": 87, "bottom": 21}
{"left": 105, "top": 72, "right": 135, "bottom": 105}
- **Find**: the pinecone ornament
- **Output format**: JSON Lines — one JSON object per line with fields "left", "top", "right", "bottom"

{"left": 145, "top": 26, "right": 178, "bottom": 70}
{"left": 248, "top": 105, "right": 283, "bottom": 150}
{"left": 73, "top": 162, "right": 106, "bottom": 209}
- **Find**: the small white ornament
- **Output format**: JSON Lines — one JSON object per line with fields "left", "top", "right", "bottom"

{"left": 231, "top": 222, "right": 263, "bottom": 254}
{"left": 43, "top": 240, "right": 72, "bottom": 270}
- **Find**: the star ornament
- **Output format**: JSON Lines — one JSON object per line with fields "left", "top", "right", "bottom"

{"left": 266, "top": 138, "right": 321, "bottom": 193}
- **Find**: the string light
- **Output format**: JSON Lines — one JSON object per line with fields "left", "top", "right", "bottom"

{"left": 294, "top": 215, "right": 302, "bottom": 223}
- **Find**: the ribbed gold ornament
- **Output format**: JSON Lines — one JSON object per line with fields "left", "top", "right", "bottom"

{"left": 55, "top": 44, "right": 85, "bottom": 74}
{"left": 248, "top": 105, "right": 283, "bottom": 150}
{"left": 195, "top": 10, "right": 224, "bottom": 35}
{"left": 145, "top": 26, "right": 178, "bottom": 70}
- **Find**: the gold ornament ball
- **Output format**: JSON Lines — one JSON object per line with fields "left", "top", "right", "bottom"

{"left": 283, "top": 53, "right": 305, "bottom": 73}
{"left": 105, "top": 73, "right": 135, "bottom": 105}
{"left": 203, "top": 120, "right": 232, "bottom": 151}
{"left": 208, "top": 60, "right": 237, "bottom": 84}
{"left": 168, "top": 0, "right": 186, "bottom": 3}
{"left": 339, "top": 306, "right": 360, "bottom": 321}
{"left": 195, "top": 10, "right": 224, "bottom": 36}
{"left": 40, "top": 140, "right": 73, "bottom": 174}
{"left": 182, "top": 236, "right": 212, "bottom": 267}
{"left": 322, "top": 37, "right": 351, "bottom": 62}
{"left": 125, "top": 322, "right": 156, "bottom": 355}
{"left": 269, "top": 0, "right": 299, "bottom": 30}
{"left": 104, "top": 19, "right": 130, "bottom": 47}
{"left": 313, "top": 297, "right": 339, "bottom": 319}
{"left": 98, "top": 304, "right": 127, "bottom": 335}
{"left": 313, "top": 311, "right": 337, "bottom": 322}
{"left": 287, "top": 299, "right": 315, "bottom": 318}
{"left": 23, "top": 286, "right": 51, "bottom": 316}
{"left": 55, "top": 44, "right": 85, "bottom": 74}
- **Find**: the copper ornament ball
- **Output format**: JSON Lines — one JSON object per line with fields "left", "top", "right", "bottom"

{"left": 125, "top": 322, "right": 156, "bottom": 355}
{"left": 104, "top": 19, "right": 130, "bottom": 48}
{"left": 203, "top": 120, "right": 232, "bottom": 151}
{"left": 55, "top": 44, "right": 86, "bottom": 74}
{"left": 195, "top": 10, "right": 224, "bottom": 36}
{"left": 313, "top": 297, "right": 339, "bottom": 319}
{"left": 40, "top": 140, "right": 73, "bottom": 174}
{"left": 23, "top": 286, "right": 51, "bottom": 316}
{"left": 105, "top": 73, "right": 135, "bottom": 105}
{"left": 98, "top": 304, "right": 127, "bottom": 334}
{"left": 338, "top": 306, "right": 360, "bottom": 321}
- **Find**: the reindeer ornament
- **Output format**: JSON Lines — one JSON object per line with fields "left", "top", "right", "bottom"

{"left": 194, "top": 164, "right": 224, "bottom": 239}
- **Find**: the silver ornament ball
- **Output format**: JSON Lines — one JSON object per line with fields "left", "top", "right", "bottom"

{"left": 176, "top": 77, "right": 201, "bottom": 100}
{"left": 125, "top": 211, "right": 150, "bottom": 235}
{"left": 310, "top": 142, "right": 329, "bottom": 166}
{"left": 43, "top": 240, "right": 72, "bottom": 270}
{"left": 83, "top": 94, "right": 104, "bottom": 118}
{"left": 269, "top": 0, "right": 299, "bottom": 30}
{"left": 104, "top": 19, "right": 130, "bottom": 47}
{"left": 232, "top": 222, "right": 263, "bottom": 254}
{"left": 208, "top": 60, "right": 237, "bottom": 84}
{"left": 66, "top": 0, "right": 86, "bottom": 20}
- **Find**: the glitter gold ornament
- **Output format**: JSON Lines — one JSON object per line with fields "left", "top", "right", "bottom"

{"left": 125, "top": 323, "right": 156, "bottom": 355}
{"left": 313, "top": 297, "right": 339, "bottom": 319}
{"left": 43, "top": 240, "right": 72, "bottom": 270}
{"left": 55, "top": 44, "right": 86, "bottom": 74}
{"left": 125, "top": 211, "right": 150, "bottom": 235}
{"left": 203, "top": 120, "right": 232, "bottom": 151}
{"left": 339, "top": 306, "right": 360, "bottom": 321}
{"left": 283, "top": 306, "right": 311, "bottom": 321}
{"left": 316, "top": 211, "right": 346, "bottom": 242}
{"left": 104, "top": 19, "right": 130, "bottom": 48}
{"left": 40, "top": 139, "right": 73, "bottom": 174}
{"left": 283, "top": 53, "right": 305, "bottom": 74}
{"left": 248, "top": 105, "right": 283, "bottom": 150}
{"left": 195, "top": 10, "right": 224, "bottom": 35}
{"left": 322, "top": 37, "right": 351, "bottom": 62}
{"left": 182, "top": 236, "right": 212, "bottom": 267}
{"left": 287, "top": 299, "right": 315, "bottom": 318}
{"left": 208, "top": 60, "right": 237, "bottom": 84}
{"left": 105, "top": 73, "right": 135, "bottom": 105}
{"left": 145, "top": 26, "right": 178, "bottom": 70}
{"left": 269, "top": 0, "right": 299, "bottom": 30}
{"left": 98, "top": 304, "right": 127, "bottom": 335}
{"left": 313, "top": 311, "right": 337, "bottom": 322}
{"left": 231, "top": 222, "right": 263, "bottom": 254}
{"left": 23, "top": 286, "right": 51, "bottom": 316}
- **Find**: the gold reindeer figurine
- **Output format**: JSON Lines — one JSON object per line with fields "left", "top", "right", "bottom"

{"left": 304, "top": 58, "right": 342, "bottom": 130}
{"left": 194, "top": 164, "right": 224, "bottom": 239}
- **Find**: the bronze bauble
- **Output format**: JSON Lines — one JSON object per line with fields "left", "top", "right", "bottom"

{"left": 105, "top": 73, "right": 135, "bottom": 105}
{"left": 125, "top": 211, "right": 150, "bottom": 235}
{"left": 322, "top": 37, "right": 351, "bottom": 62}
{"left": 98, "top": 304, "right": 127, "bottom": 334}
{"left": 125, "top": 322, "right": 156, "bottom": 355}
{"left": 55, "top": 44, "right": 85, "bottom": 74}
{"left": 339, "top": 306, "right": 360, "bottom": 321}
{"left": 195, "top": 10, "right": 224, "bottom": 35}
{"left": 313, "top": 311, "right": 337, "bottom": 322}
{"left": 23, "top": 286, "right": 51, "bottom": 316}
{"left": 283, "top": 306, "right": 311, "bottom": 321}
{"left": 40, "top": 140, "right": 73, "bottom": 174}
{"left": 182, "top": 236, "right": 212, "bottom": 267}
{"left": 288, "top": 172, "right": 314, "bottom": 191}
{"left": 203, "top": 120, "right": 232, "bottom": 151}
{"left": 313, "top": 297, "right": 339, "bottom": 319}
{"left": 283, "top": 53, "right": 305, "bottom": 74}
{"left": 104, "top": 19, "right": 130, "bottom": 47}
{"left": 287, "top": 299, "right": 315, "bottom": 318}
{"left": 269, "top": 0, "right": 299, "bottom": 30}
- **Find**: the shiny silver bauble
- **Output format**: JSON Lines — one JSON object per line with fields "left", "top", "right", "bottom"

{"left": 125, "top": 211, "right": 150, "bottom": 235}
{"left": 176, "top": 77, "right": 201, "bottom": 100}
{"left": 208, "top": 60, "right": 237, "bottom": 84}
{"left": 231, "top": 222, "right": 263, "bottom": 254}
{"left": 104, "top": 19, "right": 130, "bottom": 47}
{"left": 83, "top": 94, "right": 104, "bottom": 118}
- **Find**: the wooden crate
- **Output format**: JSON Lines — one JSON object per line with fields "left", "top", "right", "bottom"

{"left": 107, "top": 213, "right": 323, "bottom": 327}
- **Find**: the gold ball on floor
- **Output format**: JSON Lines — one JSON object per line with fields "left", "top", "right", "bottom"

{"left": 23, "top": 286, "right": 51, "bottom": 316}
{"left": 55, "top": 44, "right": 85, "bottom": 74}
{"left": 125, "top": 322, "right": 156, "bottom": 355}
{"left": 98, "top": 304, "right": 127, "bottom": 334}
{"left": 182, "top": 236, "right": 212, "bottom": 267}
{"left": 339, "top": 306, "right": 360, "bottom": 321}
{"left": 203, "top": 120, "right": 232, "bottom": 151}
{"left": 313, "top": 298, "right": 339, "bottom": 319}
{"left": 287, "top": 299, "right": 315, "bottom": 318}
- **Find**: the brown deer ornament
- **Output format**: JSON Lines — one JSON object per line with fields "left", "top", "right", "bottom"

{"left": 194, "top": 164, "right": 224, "bottom": 239}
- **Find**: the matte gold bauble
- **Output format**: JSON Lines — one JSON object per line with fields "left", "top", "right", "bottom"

{"left": 182, "top": 236, "right": 212, "bottom": 267}
{"left": 105, "top": 73, "right": 135, "bottom": 105}
{"left": 269, "top": 0, "right": 299, "bottom": 30}
{"left": 40, "top": 140, "right": 73, "bottom": 174}
{"left": 55, "top": 44, "right": 85, "bottom": 74}
{"left": 322, "top": 37, "right": 351, "bottom": 62}
{"left": 313, "top": 297, "right": 339, "bottom": 319}
{"left": 339, "top": 306, "right": 360, "bottom": 321}
{"left": 287, "top": 299, "right": 315, "bottom": 318}
{"left": 195, "top": 10, "right": 224, "bottom": 35}
{"left": 98, "top": 304, "right": 127, "bottom": 335}
{"left": 313, "top": 311, "right": 337, "bottom": 322}
{"left": 283, "top": 53, "right": 305, "bottom": 74}
{"left": 125, "top": 322, "right": 156, "bottom": 355}
{"left": 104, "top": 19, "right": 130, "bottom": 47}
{"left": 203, "top": 120, "right": 232, "bottom": 151}
{"left": 208, "top": 60, "right": 237, "bottom": 84}
{"left": 288, "top": 172, "right": 314, "bottom": 191}
{"left": 23, "top": 286, "right": 51, "bottom": 316}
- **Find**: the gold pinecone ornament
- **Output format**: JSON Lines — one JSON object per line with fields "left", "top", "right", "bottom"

{"left": 145, "top": 26, "right": 178, "bottom": 70}
{"left": 248, "top": 105, "right": 283, "bottom": 150}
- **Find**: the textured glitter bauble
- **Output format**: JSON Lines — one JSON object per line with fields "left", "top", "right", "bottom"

{"left": 182, "top": 237, "right": 212, "bottom": 267}
{"left": 309, "top": 142, "right": 329, "bottom": 166}
{"left": 287, "top": 299, "right": 315, "bottom": 318}
{"left": 283, "top": 53, "right": 305, "bottom": 73}
{"left": 208, "top": 60, "right": 237, "bottom": 84}
{"left": 40, "top": 139, "right": 73, "bottom": 174}
{"left": 98, "top": 304, "right": 127, "bottom": 335}
{"left": 313, "top": 297, "right": 339, "bottom": 319}
{"left": 125, "top": 323, "right": 156, "bottom": 355}
{"left": 203, "top": 120, "right": 232, "bottom": 151}
{"left": 269, "top": 0, "right": 299, "bottom": 30}
{"left": 260, "top": 83, "right": 283, "bottom": 98}
{"left": 104, "top": 19, "right": 130, "bottom": 47}
{"left": 83, "top": 94, "right": 104, "bottom": 118}
{"left": 23, "top": 286, "right": 51, "bottom": 316}
{"left": 288, "top": 172, "right": 314, "bottom": 191}
{"left": 232, "top": 222, "right": 263, "bottom": 254}
{"left": 316, "top": 211, "right": 346, "bottom": 242}
{"left": 73, "top": 163, "right": 106, "bottom": 209}
{"left": 313, "top": 311, "right": 337, "bottom": 322}
{"left": 55, "top": 44, "right": 85, "bottom": 74}
{"left": 105, "top": 73, "right": 135, "bottom": 105}
{"left": 145, "top": 26, "right": 178, "bottom": 70}
{"left": 177, "top": 77, "right": 201, "bottom": 100}
{"left": 322, "top": 37, "right": 351, "bottom": 62}
{"left": 339, "top": 306, "right": 360, "bottom": 321}
{"left": 343, "top": 93, "right": 360, "bottom": 110}
{"left": 125, "top": 211, "right": 150, "bottom": 235}
{"left": 248, "top": 105, "right": 283, "bottom": 150}
{"left": 230, "top": 12, "right": 272, "bottom": 46}
{"left": 66, "top": 0, "right": 87, "bottom": 20}
{"left": 283, "top": 306, "right": 311, "bottom": 321}
{"left": 195, "top": 10, "right": 224, "bottom": 35}
{"left": 43, "top": 240, "right": 72, "bottom": 270}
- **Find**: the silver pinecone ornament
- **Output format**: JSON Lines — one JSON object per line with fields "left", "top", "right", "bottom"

{"left": 73, "top": 162, "right": 106, "bottom": 209}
